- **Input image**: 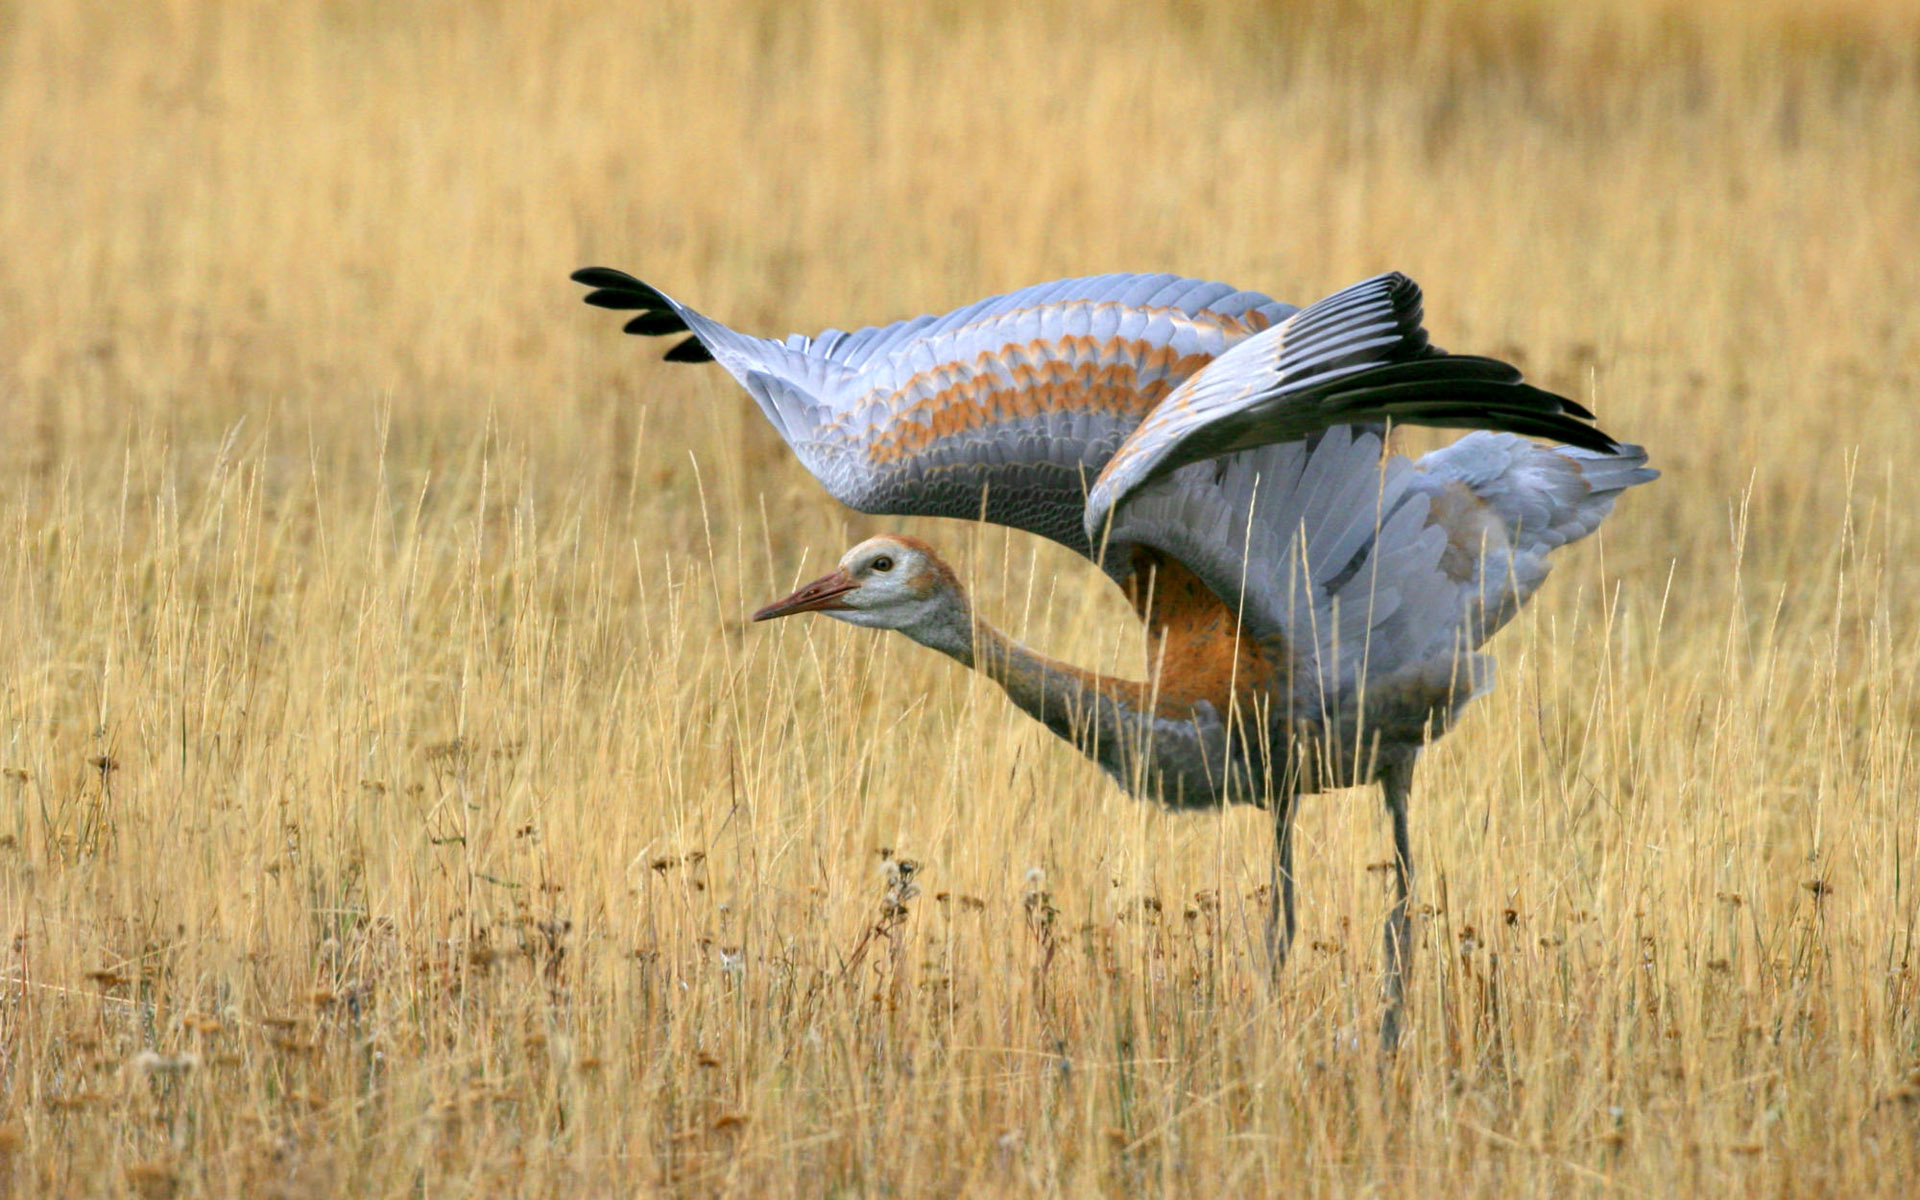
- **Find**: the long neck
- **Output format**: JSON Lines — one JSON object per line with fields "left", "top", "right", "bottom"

{"left": 969, "top": 621, "right": 1150, "bottom": 740}
{"left": 968, "top": 620, "right": 1266, "bottom": 808}
{"left": 907, "top": 585, "right": 1148, "bottom": 745}
{"left": 963, "top": 618, "right": 1188, "bottom": 801}
{"left": 905, "top": 577, "right": 1255, "bottom": 809}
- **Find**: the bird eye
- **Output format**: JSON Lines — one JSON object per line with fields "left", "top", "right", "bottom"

{"left": 870, "top": 556, "right": 894, "bottom": 573}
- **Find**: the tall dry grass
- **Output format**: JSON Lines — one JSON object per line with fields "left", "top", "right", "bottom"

{"left": 1, "top": 0, "right": 1917, "bottom": 1194}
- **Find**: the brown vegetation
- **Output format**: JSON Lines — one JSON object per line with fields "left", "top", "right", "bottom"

{"left": 1, "top": 0, "right": 1917, "bottom": 1194}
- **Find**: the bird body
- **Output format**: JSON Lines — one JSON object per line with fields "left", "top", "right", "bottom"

{"left": 748, "top": 427, "right": 1649, "bottom": 810}
{"left": 576, "top": 265, "right": 1655, "bottom": 1046}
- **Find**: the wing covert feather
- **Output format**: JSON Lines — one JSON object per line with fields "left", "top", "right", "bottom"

{"left": 1083, "top": 274, "right": 1616, "bottom": 542}
{"left": 575, "top": 268, "right": 1297, "bottom": 553}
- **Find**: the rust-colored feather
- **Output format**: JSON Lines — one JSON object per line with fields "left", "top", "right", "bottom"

{"left": 1124, "top": 550, "right": 1278, "bottom": 717}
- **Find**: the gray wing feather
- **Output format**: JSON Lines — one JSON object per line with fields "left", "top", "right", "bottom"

{"left": 589, "top": 272, "right": 1297, "bottom": 554}
{"left": 1106, "top": 428, "right": 1655, "bottom": 735}
{"left": 1085, "top": 274, "right": 1433, "bottom": 540}
{"left": 1083, "top": 274, "right": 1618, "bottom": 543}
{"left": 576, "top": 270, "right": 1645, "bottom": 714}
{"left": 1103, "top": 428, "right": 1443, "bottom": 701}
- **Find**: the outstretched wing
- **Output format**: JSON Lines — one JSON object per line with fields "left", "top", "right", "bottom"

{"left": 1083, "top": 273, "right": 1618, "bottom": 545}
{"left": 573, "top": 268, "right": 1297, "bottom": 554}
{"left": 1105, "top": 427, "right": 1655, "bottom": 761}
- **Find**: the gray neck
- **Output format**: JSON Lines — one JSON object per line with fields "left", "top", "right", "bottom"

{"left": 904, "top": 592, "right": 1257, "bottom": 811}
{"left": 950, "top": 617, "right": 1148, "bottom": 786}
{"left": 905, "top": 603, "right": 979, "bottom": 668}
{"left": 900, "top": 590, "right": 1122, "bottom": 733}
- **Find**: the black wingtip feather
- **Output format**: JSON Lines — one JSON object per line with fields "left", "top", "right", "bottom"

{"left": 583, "top": 287, "right": 661, "bottom": 311}
{"left": 622, "top": 311, "right": 688, "bottom": 337}
{"left": 573, "top": 264, "right": 710, "bottom": 361}
{"left": 570, "top": 266, "right": 643, "bottom": 289}
{"left": 1550, "top": 394, "right": 1597, "bottom": 421}
{"left": 664, "top": 337, "right": 714, "bottom": 363}
{"left": 1319, "top": 364, "right": 1621, "bottom": 453}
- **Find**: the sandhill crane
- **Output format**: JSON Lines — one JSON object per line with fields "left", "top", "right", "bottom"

{"left": 574, "top": 266, "right": 1654, "bottom": 1046}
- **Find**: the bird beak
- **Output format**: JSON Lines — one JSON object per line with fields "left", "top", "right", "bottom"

{"left": 751, "top": 568, "right": 859, "bottom": 622}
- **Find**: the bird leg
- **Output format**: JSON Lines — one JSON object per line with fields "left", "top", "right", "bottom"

{"left": 1379, "top": 753, "right": 1417, "bottom": 1051}
{"left": 1265, "top": 791, "right": 1299, "bottom": 986}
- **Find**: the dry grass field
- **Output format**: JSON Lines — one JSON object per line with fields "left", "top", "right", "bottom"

{"left": 3, "top": 0, "right": 1918, "bottom": 1194}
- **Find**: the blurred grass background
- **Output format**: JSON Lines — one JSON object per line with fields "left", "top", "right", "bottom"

{"left": 1, "top": 0, "right": 1917, "bottom": 1194}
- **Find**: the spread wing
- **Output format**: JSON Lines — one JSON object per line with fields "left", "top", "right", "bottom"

{"left": 1105, "top": 428, "right": 1655, "bottom": 749}
{"left": 573, "top": 268, "right": 1296, "bottom": 554}
{"left": 1082, "top": 273, "right": 1618, "bottom": 546}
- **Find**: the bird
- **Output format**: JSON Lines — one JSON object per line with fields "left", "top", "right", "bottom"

{"left": 573, "top": 265, "right": 1655, "bottom": 1047}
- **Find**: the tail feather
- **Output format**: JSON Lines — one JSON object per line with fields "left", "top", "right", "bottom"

{"left": 1406, "top": 433, "right": 1658, "bottom": 648}
{"left": 1555, "top": 442, "right": 1660, "bottom": 497}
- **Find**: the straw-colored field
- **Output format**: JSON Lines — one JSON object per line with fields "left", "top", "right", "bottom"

{"left": 3, "top": 0, "right": 1917, "bottom": 1194}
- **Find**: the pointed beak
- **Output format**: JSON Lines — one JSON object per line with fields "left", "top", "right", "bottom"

{"left": 751, "top": 567, "right": 860, "bottom": 622}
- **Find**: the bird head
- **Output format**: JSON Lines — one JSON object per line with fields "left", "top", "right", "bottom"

{"left": 751, "top": 535, "right": 972, "bottom": 660}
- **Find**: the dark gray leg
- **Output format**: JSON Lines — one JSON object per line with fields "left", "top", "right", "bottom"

{"left": 1266, "top": 792, "right": 1299, "bottom": 985}
{"left": 1378, "top": 753, "right": 1416, "bottom": 1050}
